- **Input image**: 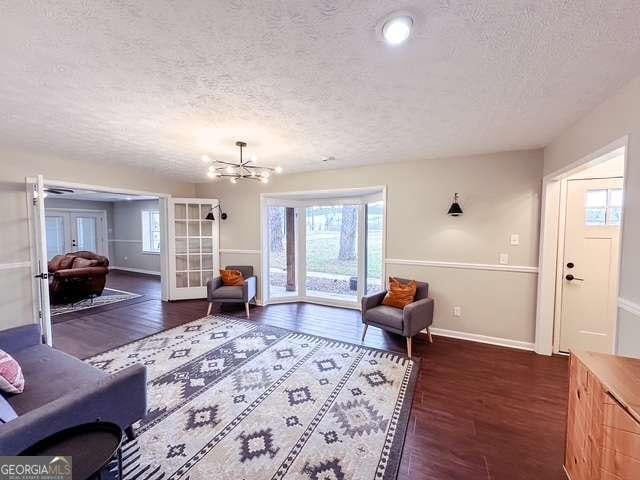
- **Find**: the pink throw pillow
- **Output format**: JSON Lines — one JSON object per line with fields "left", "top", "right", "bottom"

{"left": 0, "top": 349, "right": 24, "bottom": 394}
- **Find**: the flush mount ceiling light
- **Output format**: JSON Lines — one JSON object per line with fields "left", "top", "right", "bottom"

{"left": 382, "top": 14, "right": 413, "bottom": 46}
{"left": 202, "top": 141, "right": 283, "bottom": 184}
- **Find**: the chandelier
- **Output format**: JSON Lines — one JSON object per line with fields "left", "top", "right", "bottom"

{"left": 202, "top": 141, "right": 282, "bottom": 184}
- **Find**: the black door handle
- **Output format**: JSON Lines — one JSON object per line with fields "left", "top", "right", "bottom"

{"left": 566, "top": 274, "right": 584, "bottom": 282}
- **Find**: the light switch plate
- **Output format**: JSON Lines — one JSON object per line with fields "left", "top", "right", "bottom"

{"left": 510, "top": 234, "right": 520, "bottom": 246}
{"left": 499, "top": 253, "right": 509, "bottom": 265}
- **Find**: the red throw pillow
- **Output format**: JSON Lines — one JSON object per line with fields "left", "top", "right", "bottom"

{"left": 220, "top": 269, "right": 244, "bottom": 286}
{"left": 382, "top": 277, "right": 417, "bottom": 309}
{"left": 0, "top": 349, "right": 24, "bottom": 394}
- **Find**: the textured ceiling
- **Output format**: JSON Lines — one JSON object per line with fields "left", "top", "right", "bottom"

{"left": 1, "top": 1, "right": 640, "bottom": 181}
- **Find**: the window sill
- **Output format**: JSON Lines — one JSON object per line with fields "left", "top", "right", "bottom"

{"left": 142, "top": 251, "right": 161, "bottom": 255}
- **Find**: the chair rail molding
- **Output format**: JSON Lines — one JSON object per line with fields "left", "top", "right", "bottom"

{"left": 619, "top": 297, "right": 640, "bottom": 318}
{"left": 220, "top": 249, "right": 261, "bottom": 255}
{"left": 0, "top": 261, "right": 32, "bottom": 271}
{"left": 385, "top": 258, "right": 538, "bottom": 274}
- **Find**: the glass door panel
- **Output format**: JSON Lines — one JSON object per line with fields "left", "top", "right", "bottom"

{"left": 45, "top": 215, "right": 66, "bottom": 260}
{"left": 305, "top": 205, "right": 358, "bottom": 302}
{"left": 267, "top": 206, "right": 297, "bottom": 298}
{"left": 74, "top": 216, "right": 97, "bottom": 252}
{"left": 365, "top": 201, "right": 384, "bottom": 294}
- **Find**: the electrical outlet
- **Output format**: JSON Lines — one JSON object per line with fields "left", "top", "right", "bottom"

{"left": 123, "top": 256, "right": 128, "bottom": 262}
{"left": 453, "top": 306, "right": 462, "bottom": 317}
{"left": 510, "top": 234, "right": 520, "bottom": 246}
{"left": 499, "top": 253, "right": 509, "bottom": 265}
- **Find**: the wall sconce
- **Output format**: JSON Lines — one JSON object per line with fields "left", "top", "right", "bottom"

{"left": 447, "top": 193, "right": 463, "bottom": 216}
{"left": 205, "top": 203, "right": 228, "bottom": 220}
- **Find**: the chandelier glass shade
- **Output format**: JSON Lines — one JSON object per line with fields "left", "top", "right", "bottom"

{"left": 203, "top": 141, "right": 282, "bottom": 183}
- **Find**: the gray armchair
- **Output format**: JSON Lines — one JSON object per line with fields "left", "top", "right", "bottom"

{"left": 206, "top": 265, "right": 257, "bottom": 319}
{"left": 361, "top": 278, "right": 434, "bottom": 358}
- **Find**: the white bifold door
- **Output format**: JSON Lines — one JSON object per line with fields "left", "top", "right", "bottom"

{"left": 168, "top": 198, "right": 220, "bottom": 300}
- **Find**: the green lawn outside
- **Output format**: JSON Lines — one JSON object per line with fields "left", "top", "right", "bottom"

{"left": 269, "top": 229, "right": 383, "bottom": 279}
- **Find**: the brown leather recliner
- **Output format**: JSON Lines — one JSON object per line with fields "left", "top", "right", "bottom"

{"left": 48, "top": 251, "right": 110, "bottom": 305}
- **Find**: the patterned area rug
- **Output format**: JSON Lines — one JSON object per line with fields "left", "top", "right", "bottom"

{"left": 88, "top": 314, "right": 419, "bottom": 480}
{"left": 51, "top": 288, "right": 142, "bottom": 317}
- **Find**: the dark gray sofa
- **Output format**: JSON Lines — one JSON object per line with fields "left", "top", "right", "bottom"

{"left": 0, "top": 324, "right": 147, "bottom": 455}
{"left": 361, "top": 278, "right": 434, "bottom": 358}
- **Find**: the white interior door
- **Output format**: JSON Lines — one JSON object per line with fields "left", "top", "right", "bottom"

{"left": 168, "top": 198, "right": 220, "bottom": 300}
{"left": 559, "top": 178, "right": 623, "bottom": 353}
{"left": 28, "top": 175, "right": 52, "bottom": 345}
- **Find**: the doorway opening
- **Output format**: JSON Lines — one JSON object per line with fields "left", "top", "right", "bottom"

{"left": 261, "top": 187, "right": 385, "bottom": 309}
{"left": 536, "top": 138, "right": 627, "bottom": 355}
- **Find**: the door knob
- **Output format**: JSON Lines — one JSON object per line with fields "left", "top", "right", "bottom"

{"left": 566, "top": 274, "right": 584, "bottom": 282}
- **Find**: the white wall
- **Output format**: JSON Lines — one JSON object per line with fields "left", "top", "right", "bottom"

{"left": 111, "top": 199, "right": 161, "bottom": 274}
{"left": 196, "top": 149, "right": 544, "bottom": 346}
{"left": 544, "top": 75, "right": 640, "bottom": 357}
{"left": 0, "top": 148, "right": 195, "bottom": 329}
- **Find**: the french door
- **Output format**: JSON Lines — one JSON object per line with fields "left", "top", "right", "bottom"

{"left": 263, "top": 194, "right": 385, "bottom": 308}
{"left": 45, "top": 209, "right": 107, "bottom": 260}
{"left": 167, "top": 198, "right": 220, "bottom": 300}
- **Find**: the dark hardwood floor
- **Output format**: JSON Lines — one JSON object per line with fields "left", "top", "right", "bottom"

{"left": 53, "top": 271, "right": 569, "bottom": 480}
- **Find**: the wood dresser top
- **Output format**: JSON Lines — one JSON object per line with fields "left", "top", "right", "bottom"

{"left": 573, "top": 350, "right": 640, "bottom": 423}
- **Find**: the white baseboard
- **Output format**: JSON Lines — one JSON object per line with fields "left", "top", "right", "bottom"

{"left": 428, "top": 327, "right": 535, "bottom": 351}
{"left": 111, "top": 266, "right": 161, "bottom": 276}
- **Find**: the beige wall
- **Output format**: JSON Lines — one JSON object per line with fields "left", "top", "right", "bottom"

{"left": 544, "top": 75, "right": 640, "bottom": 357}
{"left": 0, "top": 148, "right": 195, "bottom": 330}
{"left": 196, "top": 149, "right": 544, "bottom": 345}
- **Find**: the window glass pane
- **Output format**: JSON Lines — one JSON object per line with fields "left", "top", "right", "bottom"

{"left": 585, "top": 189, "right": 607, "bottom": 207}
{"left": 268, "top": 206, "right": 297, "bottom": 298}
{"left": 176, "top": 271, "right": 188, "bottom": 288}
{"left": 201, "top": 220, "right": 213, "bottom": 237}
{"left": 366, "top": 201, "right": 384, "bottom": 294}
{"left": 188, "top": 204, "right": 200, "bottom": 220}
{"left": 202, "top": 255, "right": 214, "bottom": 270}
{"left": 46, "top": 216, "right": 65, "bottom": 259}
{"left": 175, "top": 237, "right": 187, "bottom": 254}
{"left": 188, "top": 254, "right": 201, "bottom": 271}
{"left": 176, "top": 255, "right": 187, "bottom": 271}
{"left": 189, "top": 271, "right": 201, "bottom": 287}
{"left": 175, "top": 221, "right": 187, "bottom": 237}
{"left": 609, "top": 189, "right": 623, "bottom": 207}
{"left": 188, "top": 221, "right": 200, "bottom": 237}
{"left": 174, "top": 204, "right": 187, "bottom": 220}
{"left": 305, "top": 205, "right": 358, "bottom": 301}
{"left": 142, "top": 210, "right": 160, "bottom": 252}
{"left": 202, "top": 237, "right": 213, "bottom": 253}
{"left": 608, "top": 207, "right": 622, "bottom": 225}
{"left": 188, "top": 238, "right": 201, "bottom": 253}
{"left": 76, "top": 217, "right": 97, "bottom": 252}
{"left": 586, "top": 208, "right": 606, "bottom": 225}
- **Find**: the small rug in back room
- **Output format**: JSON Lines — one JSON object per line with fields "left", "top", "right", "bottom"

{"left": 88, "top": 314, "right": 419, "bottom": 480}
{"left": 51, "top": 288, "right": 142, "bottom": 318}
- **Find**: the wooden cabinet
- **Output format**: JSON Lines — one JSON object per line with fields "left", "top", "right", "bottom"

{"left": 565, "top": 352, "right": 640, "bottom": 480}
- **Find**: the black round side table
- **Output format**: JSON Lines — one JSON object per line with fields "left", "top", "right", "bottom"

{"left": 20, "top": 422, "right": 124, "bottom": 480}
